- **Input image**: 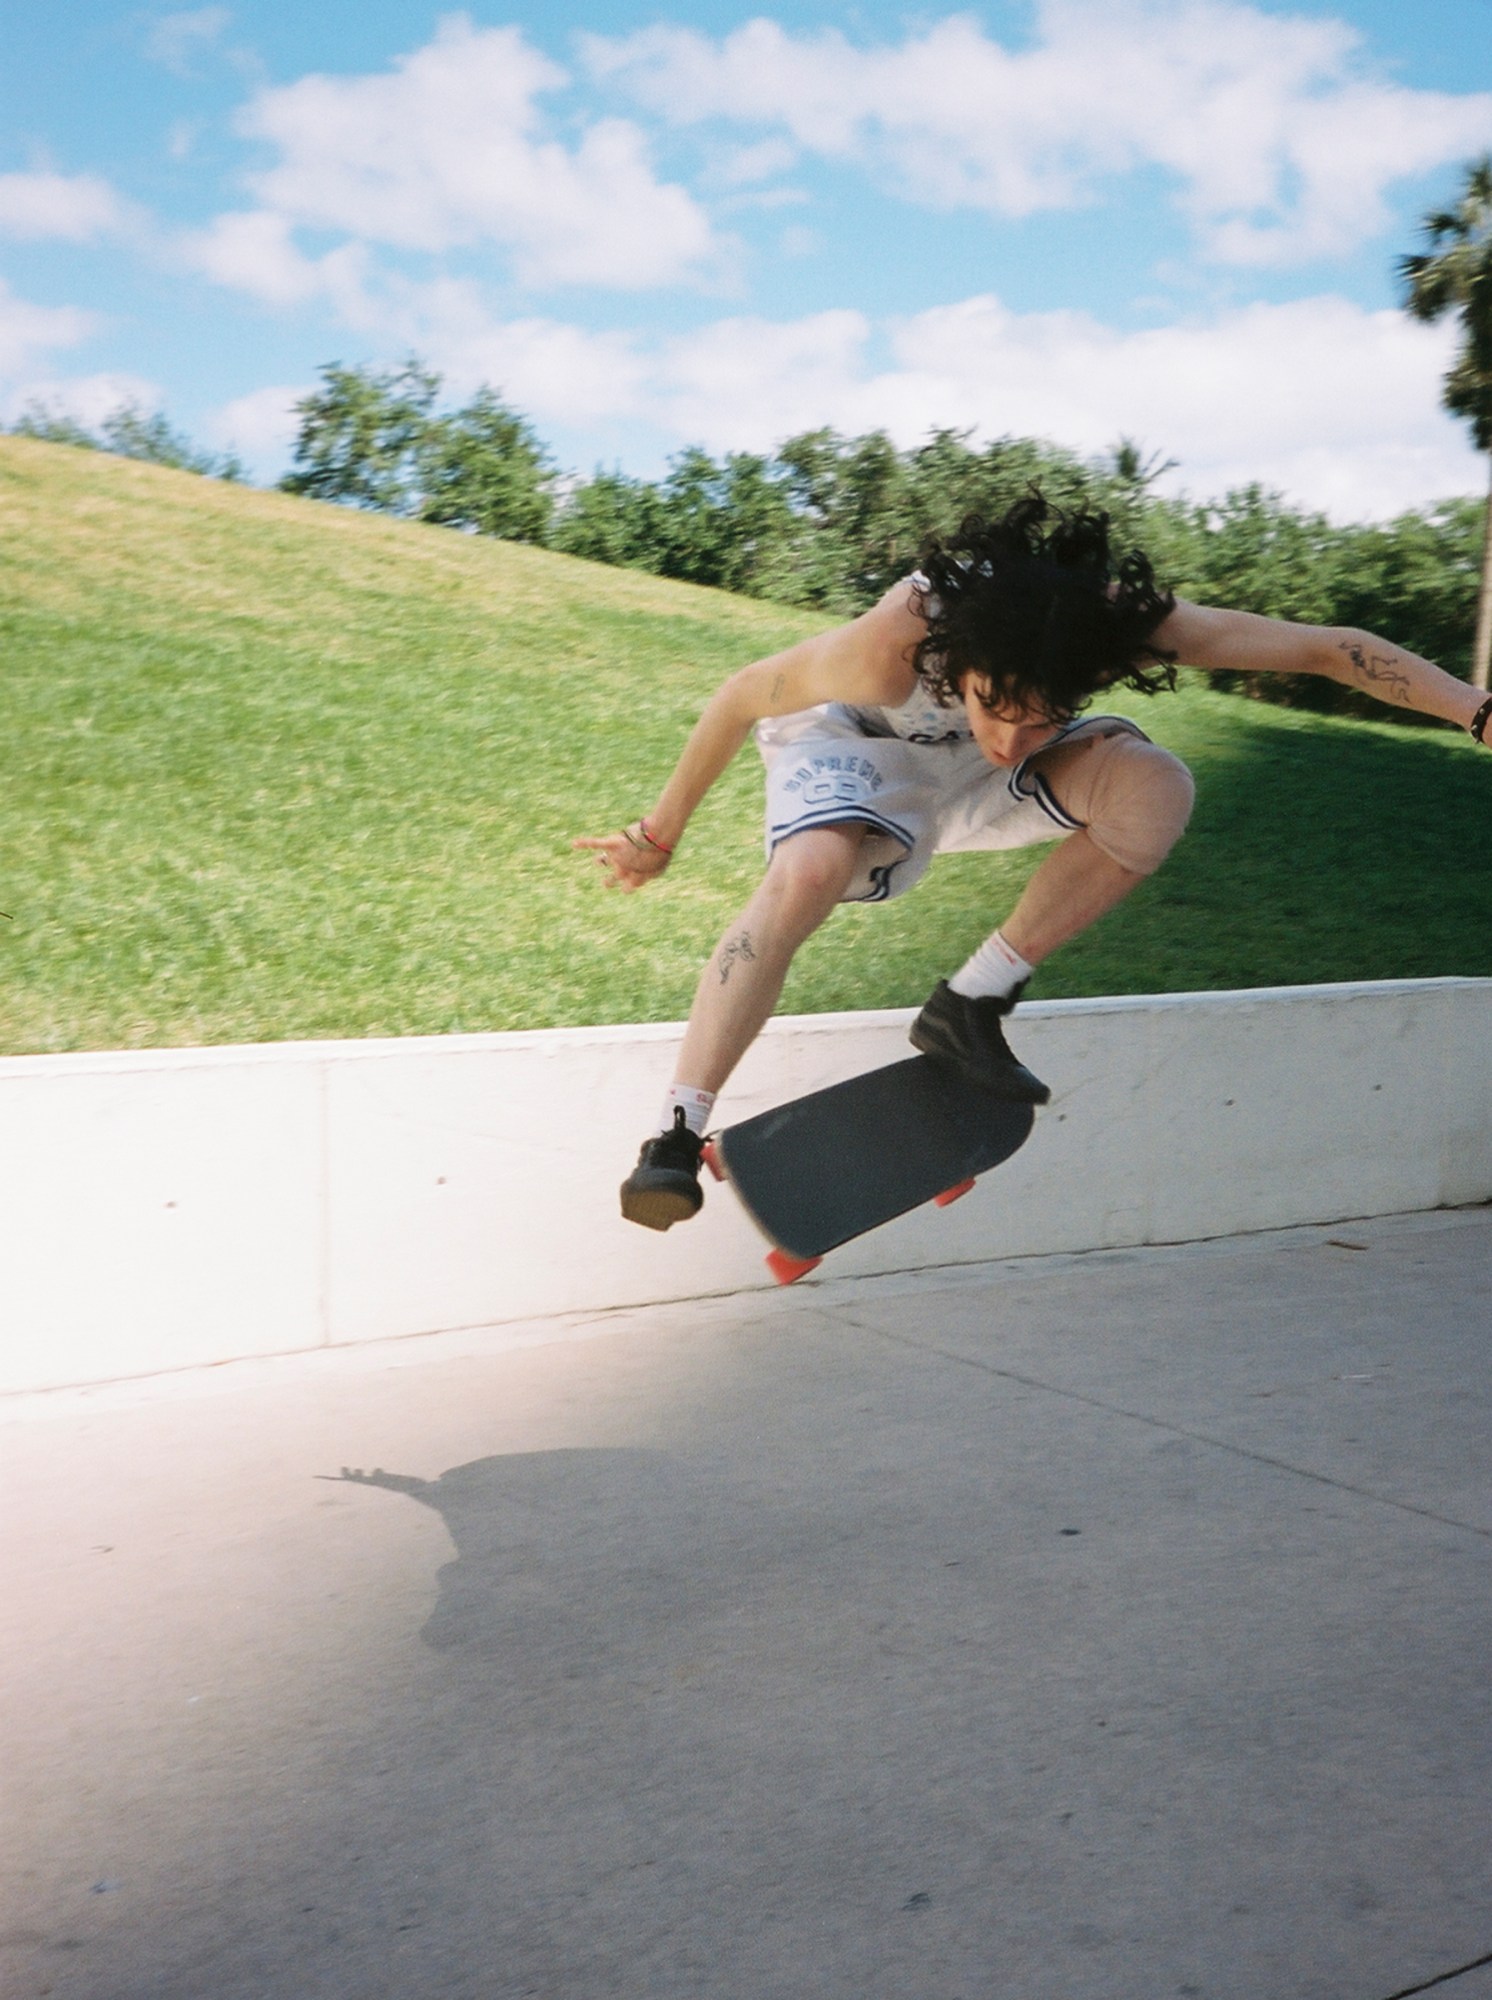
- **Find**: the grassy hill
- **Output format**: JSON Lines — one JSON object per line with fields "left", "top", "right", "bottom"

{"left": 2, "top": 434, "right": 1488, "bottom": 1057}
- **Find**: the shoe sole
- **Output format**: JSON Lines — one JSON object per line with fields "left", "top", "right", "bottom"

{"left": 620, "top": 1180, "right": 703, "bottom": 1231}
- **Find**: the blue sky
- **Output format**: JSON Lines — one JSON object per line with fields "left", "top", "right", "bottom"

{"left": 3, "top": 0, "right": 1490, "bottom": 516}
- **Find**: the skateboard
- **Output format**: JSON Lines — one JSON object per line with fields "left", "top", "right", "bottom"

{"left": 704, "top": 1055, "right": 1036, "bottom": 1284}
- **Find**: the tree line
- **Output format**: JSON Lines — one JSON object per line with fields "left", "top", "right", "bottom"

{"left": 11, "top": 400, "right": 246, "bottom": 482}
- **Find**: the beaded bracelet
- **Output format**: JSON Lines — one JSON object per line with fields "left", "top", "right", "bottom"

{"left": 1470, "top": 693, "right": 1492, "bottom": 745}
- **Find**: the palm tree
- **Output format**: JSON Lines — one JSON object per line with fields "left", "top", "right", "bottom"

{"left": 1400, "top": 154, "right": 1492, "bottom": 691}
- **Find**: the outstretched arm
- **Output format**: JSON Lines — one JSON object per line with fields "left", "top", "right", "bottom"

{"left": 1155, "top": 599, "right": 1491, "bottom": 738}
{"left": 574, "top": 582, "right": 924, "bottom": 890}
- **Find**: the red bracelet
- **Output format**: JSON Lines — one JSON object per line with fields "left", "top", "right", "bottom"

{"left": 639, "top": 818, "right": 675, "bottom": 855}
{"left": 1470, "top": 693, "right": 1492, "bottom": 744}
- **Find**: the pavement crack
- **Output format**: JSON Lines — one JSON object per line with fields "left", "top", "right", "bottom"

{"left": 846, "top": 1317, "right": 1491, "bottom": 1541}
{"left": 1378, "top": 1948, "right": 1492, "bottom": 1999}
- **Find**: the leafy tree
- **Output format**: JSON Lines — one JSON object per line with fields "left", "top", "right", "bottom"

{"left": 10, "top": 405, "right": 96, "bottom": 451}
{"left": 559, "top": 427, "right": 1152, "bottom": 614}
{"left": 280, "top": 360, "right": 439, "bottom": 513}
{"left": 549, "top": 469, "right": 671, "bottom": 572}
{"left": 652, "top": 445, "right": 739, "bottom": 588}
{"left": 1094, "top": 436, "right": 1181, "bottom": 552}
{"left": 709, "top": 452, "right": 801, "bottom": 597}
{"left": 1330, "top": 501, "right": 1483, "bottom": 689}
{"left": 824, "top": 429, "right": 908, "bottom": 598}
{"left": 1399, "top": 153, "right": 1492, "bottom": 689}
{"left": 280, "top": 360, "right": 552, "bottom": 542}
{"left": 1160, "top": 486, "right": 1483, "bottom": 721}
{"left": 747, "top": 431, "right": 850, "bottom": 610}
{"left": 97, "top": 404, "right": 244, "bottom": 479}
{"left": 11, "top": 398, "right": 243, "bottom": 479}
{"left": 905, "top": 431, "right": 1095, "bottom": 560}
{"left": 1171, "top": 485, "right": 1352, "bottom": 711}
{"left": 573, "top": 446, "right": 802, "bottom": 596}
{"left": 1105, "top": 436, "right": 1177, "bottom": 494}
{"left": 771, "top": 426, "right": 1100, "bottom": 607}
{"left": 1182, "top": 485, "right": 1344, "bottom": 624}
{"left": 417, "top": 388, "right": 552, "bottom": 542}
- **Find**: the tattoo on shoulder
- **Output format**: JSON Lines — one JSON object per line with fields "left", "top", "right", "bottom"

{"left": 1340, "top": 640, "right": 1412, "bottom": 706}
{"left": 718, "top": 930, "right": 757, "bottom": 984}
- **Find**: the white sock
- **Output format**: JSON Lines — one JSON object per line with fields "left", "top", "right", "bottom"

{"left": 658, "top": 1085, "right": 716, "bottom": 1136}
{"left": 948, "top": 930, "right": 1033, "bottom": 1002}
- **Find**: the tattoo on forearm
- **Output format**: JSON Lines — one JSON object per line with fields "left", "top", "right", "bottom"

{"left": 718, "top": 930, "right": 758, "bottom": 984}
{"left": 768, "top": 672, "right": 786, "bottom": 705}
{"left": 1340, "top": 641, "right": 1413, "bottom": 707}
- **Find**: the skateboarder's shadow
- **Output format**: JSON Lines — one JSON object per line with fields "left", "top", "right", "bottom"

{"left": 336, "top": 1451, "right": 752, "bottom": 1682}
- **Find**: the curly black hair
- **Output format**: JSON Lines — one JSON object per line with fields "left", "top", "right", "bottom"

{"left": 911, "top": 495, "right": 1178, "bottom": 722}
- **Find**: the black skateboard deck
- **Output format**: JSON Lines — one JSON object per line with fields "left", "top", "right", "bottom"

{"left": 708, "top": 1055, "right": 1036, "bottom": 1282}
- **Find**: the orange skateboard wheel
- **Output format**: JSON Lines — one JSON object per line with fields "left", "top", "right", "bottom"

{"left": 765, "top": 1248, "right": 822, "bottom": 1285}
{"left": 934, "top": 1178, "right": 976, "bottom": 1206}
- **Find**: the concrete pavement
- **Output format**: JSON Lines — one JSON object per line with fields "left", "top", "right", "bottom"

{"left": 3, "top": 1205, "right": 1490, "bottom": 2000}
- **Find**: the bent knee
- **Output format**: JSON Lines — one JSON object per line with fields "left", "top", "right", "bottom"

{"left": 1046, "top": 732, "right": 1195, "bottom": 876}
{"left": 762, "top": 823, "right": 867, "bottom": 911}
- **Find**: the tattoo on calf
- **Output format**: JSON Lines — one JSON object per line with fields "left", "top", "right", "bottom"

{"left": 718, "top": 931, "right": 758, "bottom": 984}
{"left": 1341, "top": 640, "right": 1412, "bottom": 706}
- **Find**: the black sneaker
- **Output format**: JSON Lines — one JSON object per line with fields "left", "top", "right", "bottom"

{"left": 909, "top": 979, "right": 1051, "bottom": 1104}
{"left": 620, "top": 1108, "right": 706, "bottom": 1230}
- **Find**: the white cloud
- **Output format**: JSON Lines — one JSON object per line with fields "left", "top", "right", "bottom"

{"left": 584, "top": 0, "right": 1492, "bottom": 266}
{"left": 232, "top": 13, "right": 719, "bottom": 290}
{"left": 205, "top": 381, "right": 307, "bottom": 470}
{"left": 1, "top": 369, "right": 159, "bottom": 430}
{"left": 713, "top": 138, "right": 799, "bottom": 189}
{"left": 417, "top": 297, "right": 650, "bottom": 426}
{"left": 178, "top": 208, "right": 374, "bottom": 315}
{"left": 0, "top": 281, "right": 97, "bottom": 388}
{"left": 0, "top": 171, "right": 135, "bottom": 243}
{"left": 651, "top": 309, "right": 877, "bottom": 445}
{"left": 870, "top": 292, "right": 1480, "bottom": 516}
{"left": 143, "top": 7, "right": 233, "bottom": 77}
{"left": 186, "top": 272, "right": 653, "bottom": 445}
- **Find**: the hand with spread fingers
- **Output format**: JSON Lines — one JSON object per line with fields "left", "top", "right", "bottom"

{"left": 572, "top": 818, "right": 675, "bottom": 891}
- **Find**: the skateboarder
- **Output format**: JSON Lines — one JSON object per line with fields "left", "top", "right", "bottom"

{"left": 575, "top": 495, "right": 1492, "bottom": 1231}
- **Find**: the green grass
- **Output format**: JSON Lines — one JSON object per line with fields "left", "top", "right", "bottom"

{"left": 2, "top": 435, "right": 1489, "bottom": 1056}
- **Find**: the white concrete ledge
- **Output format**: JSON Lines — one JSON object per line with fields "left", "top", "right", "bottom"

{"left": 2, "top": 978, "right": 1488, "bottom": 1393}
